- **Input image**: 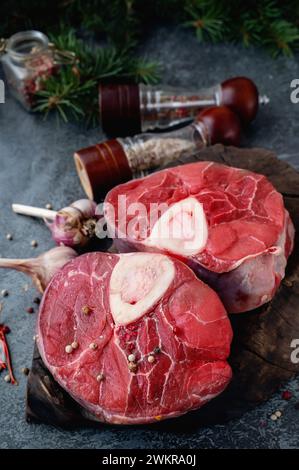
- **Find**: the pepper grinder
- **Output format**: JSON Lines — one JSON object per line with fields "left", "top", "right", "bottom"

{"left": 74, "top": 106, "right": 241, "bottom": 201}
{"left": 99, "top": 76, "right": 269, "bottom": 136}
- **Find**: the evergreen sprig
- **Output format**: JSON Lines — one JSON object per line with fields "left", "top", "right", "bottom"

{"left": 33, "top": 29, "right": 159, "bottom": 125}
{"left": 2, "top": 0, "right": 298, "bottom": 57}
{"left": 183, "top": 0, "right": 299, "bottom": 56}
{"left": 184, "top": 1, "right": 226, "bottom": 43}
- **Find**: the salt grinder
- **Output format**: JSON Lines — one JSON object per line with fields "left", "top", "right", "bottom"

{"left": 74, "top": 106, "right": 241, "bottom": 201}
{"left": 99, "top": 77, "right": 268, "bottom": 136}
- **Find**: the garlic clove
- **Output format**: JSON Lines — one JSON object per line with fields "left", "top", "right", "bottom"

{"left": 0, "top": 246, "right": 77, "bottom": 292}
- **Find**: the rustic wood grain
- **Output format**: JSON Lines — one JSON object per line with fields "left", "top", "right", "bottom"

{"left": 26, "top": 145, "right": 299, "bottom": 428}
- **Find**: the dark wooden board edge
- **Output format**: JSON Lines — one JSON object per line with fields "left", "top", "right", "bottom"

{"left": 26, "top": 145, "right": 299, "bottom": 429}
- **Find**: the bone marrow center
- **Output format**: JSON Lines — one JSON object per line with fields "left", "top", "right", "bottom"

{"left": 144, "top": 197, "right": 208, "bottom": 256}
{"left": 110, "top": 253, "right": 175, "bottom": 325}
{"left": 120, "top": 265, "right": 158, "bottom": 304}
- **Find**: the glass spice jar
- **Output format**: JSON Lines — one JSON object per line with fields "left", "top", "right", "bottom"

{"left": 0, "top": 31, "right": 56, "bottom": 110}
{"left": 74, "top": 106, "right": 241, "bottom": 201}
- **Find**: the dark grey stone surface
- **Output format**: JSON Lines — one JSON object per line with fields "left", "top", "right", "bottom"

{"left": 0, "top": 26, "right": 299, "bottom": 449}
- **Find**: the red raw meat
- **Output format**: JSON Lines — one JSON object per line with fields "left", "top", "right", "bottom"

{"left": 104, "top": 162, "right": 295, "bottom": 313}
{"left": 37, "top": 252, "right": 232, "bottom": 424}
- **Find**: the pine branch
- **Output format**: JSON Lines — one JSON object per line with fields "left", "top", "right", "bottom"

{"left": 126, "top": 58, "right": 160, "bottom": 85}
{"left": 33, "top": 28, "right": 159, "bottom": 125}
{"left": 33, "top": 68, "right": 96, "bottom": 122}
{"left": 265, "top": 19, "right": 299, "bottom": 57}
{"left": 184, "top": 1, "right": 226, "bottom": 43}
{"left": 1, "top": 1, "right": 299, "bottom": 57}
{"left": 183, "top": 0, "right": 299, "bottom": 54}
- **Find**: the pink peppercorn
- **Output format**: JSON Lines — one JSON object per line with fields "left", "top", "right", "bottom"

{"left": 282, "top": 390, "right": 293, "bottom": 400}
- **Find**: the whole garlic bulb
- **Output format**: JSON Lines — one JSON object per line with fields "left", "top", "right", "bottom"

{"left": 46, "top": 199, "right": 99, "bottom": 248}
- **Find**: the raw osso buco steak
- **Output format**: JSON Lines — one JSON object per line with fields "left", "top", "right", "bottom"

{"left": 37, "top": 252, "right": 232, "bottom": 424}
{"left": 104, "top": 161, "right": 295, "bottom": 313}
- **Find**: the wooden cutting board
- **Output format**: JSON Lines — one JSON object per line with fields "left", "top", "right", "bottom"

{"left": 26, "top": 144, "right": 299, "bottom": 429}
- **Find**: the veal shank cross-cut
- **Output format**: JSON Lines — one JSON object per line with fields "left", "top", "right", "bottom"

{"left": 104, "top": 161, "right": 294, "bottom": 313}
{"left": 37, "top": 252, "right": 232, "bottom": 424}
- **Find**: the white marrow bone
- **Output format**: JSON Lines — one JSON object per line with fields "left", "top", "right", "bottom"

{"left": 144, "top": 197, "right": 208, "bottom": 256}
{"left": 109, "top": 253, "right": 175, "bottom": 325}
